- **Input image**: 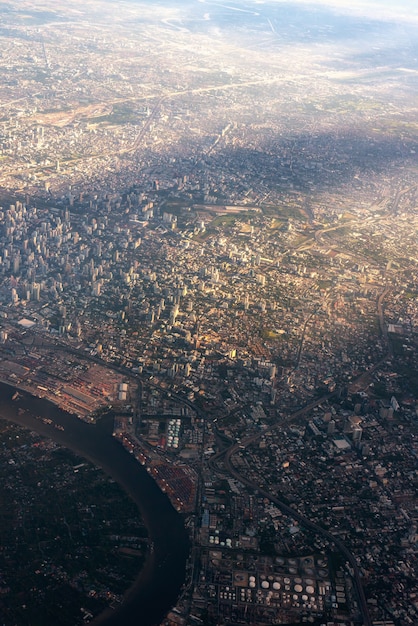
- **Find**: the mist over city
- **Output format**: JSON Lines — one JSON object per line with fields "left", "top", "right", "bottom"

{"left": 0, "top": 1, "right": 417, "bottom": 625}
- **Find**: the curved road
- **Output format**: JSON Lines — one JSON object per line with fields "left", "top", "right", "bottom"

{"left": 224, "top": 448, "right": 371, "bottom": 625}
{"left": 29, "top": 336, "right": 377, "bottom": 625}
{"left": 218, "top": 394, "right": 372, "bottom": 626}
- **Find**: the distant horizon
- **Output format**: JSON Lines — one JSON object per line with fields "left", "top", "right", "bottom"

{"left": 232, "top": 0, "right": 418, "bottom": 22}
{"left": 16, "top": 0, "right": 418, "bottom": 24}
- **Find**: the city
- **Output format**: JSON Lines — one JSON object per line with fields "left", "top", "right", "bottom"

{"left": 0, "top": 1, "right": 417, "bottom": 625}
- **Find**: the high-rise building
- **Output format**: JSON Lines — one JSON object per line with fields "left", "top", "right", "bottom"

{"left": 11, "top": 287, "right": 18, "bottom": 304}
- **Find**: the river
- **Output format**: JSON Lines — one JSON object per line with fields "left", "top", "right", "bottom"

{"left": 0, "top": 381, "right": 190, "bottom": 626}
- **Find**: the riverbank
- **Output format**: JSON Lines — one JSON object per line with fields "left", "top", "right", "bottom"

{"left": 0, "top": 381, "right": 190, "bottom": 626}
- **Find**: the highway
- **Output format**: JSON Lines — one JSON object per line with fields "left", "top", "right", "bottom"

{"left": 212, "top": 287, "right": 397, "bottom": 626}
{"left": 221, "top": 395, "right": 373, "bottom": 626}
{"left": 26, "top": 334, "right": 379, "bottom": 626}
{"left": 377, "top": 288, "right": 392, "bottom": 356}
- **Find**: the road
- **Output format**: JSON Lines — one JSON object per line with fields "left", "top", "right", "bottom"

{"left": 25, "top": 335, "right": 377, "bottom": 626}
{"left": 222, "top": 394, "right": 372, "bottom": 626}
{"left": 377, "top": 288, "right": 392, "bottom": 356}
{"left": 213, "top": 286, "right": 396, "bottom": 626}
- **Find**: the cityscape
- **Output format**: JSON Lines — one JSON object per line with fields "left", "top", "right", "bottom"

{"left": 0, "top": 0, "right": 417, "bottom": 625}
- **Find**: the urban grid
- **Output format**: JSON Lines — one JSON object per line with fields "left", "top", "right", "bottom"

{"left": 0, "top": 1, "right": 417, "bottom": 626}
